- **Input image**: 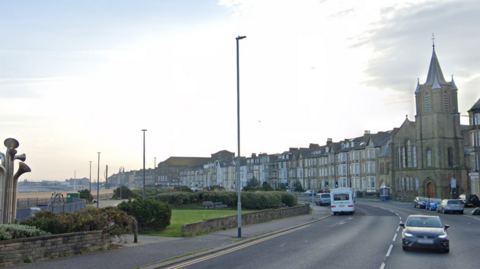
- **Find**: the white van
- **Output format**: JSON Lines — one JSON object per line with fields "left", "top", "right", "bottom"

{"left": 330, "top": 188, "right": 355, "bottom": 215}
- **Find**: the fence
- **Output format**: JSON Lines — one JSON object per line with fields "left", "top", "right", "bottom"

{"left": 15, "top": 198, "right": 86, "bottom": 222}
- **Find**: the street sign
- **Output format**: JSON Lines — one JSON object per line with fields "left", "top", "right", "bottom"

{"left": 451, "top": 178, "right": 456, "bottom": 188}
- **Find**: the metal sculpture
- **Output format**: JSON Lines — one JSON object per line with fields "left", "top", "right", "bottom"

{"left": 0, "top": 138, "right": 31, "bottom": 224}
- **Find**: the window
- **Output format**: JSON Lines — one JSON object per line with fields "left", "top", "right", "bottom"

{"left": 425, "top": 93, "right": 430, "bottom": 113}
{"left": 413, "top": 146, "right": 417, "bottom": 167}
{"left": 427, "top": 148, "right": 432, "bottom": 167}
{"left": 407, "top": 140, "right": 412, "bottom": 168}
{"left": 370, "top": 177, "right": 375, "bottom": 188}
{"left": 448, "top": 147, "right": 454, "bottom": 167}
{"left": 444, "top": 91, "right": 450, "bottom": 111}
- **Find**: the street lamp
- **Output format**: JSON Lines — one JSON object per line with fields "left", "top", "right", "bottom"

{"left": 89, "top": 161, "right": 92, "bottom": 192}
{"left": 142, "top": 129, "right": 147, "bottom": 199}
{"left": 236, "top": 35, "right": 246, "bottom": 238}
{"left": 97, "top": 152, "right": 101, "bottom": 208}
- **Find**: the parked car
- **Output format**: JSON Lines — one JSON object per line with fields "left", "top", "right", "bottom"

{"left": 413, "top": 197, "right": 429, "bottom": 209}
{"left": 315, "top": 193, "right": 331, "bottom": 206}
{"left": 426, "top": 198, "right": 442, "bottom": 211}
{"left": 304, "top": 190, "right": 313, "bottom": 196}
{"left": 437, "top": 199, "right": 464, "bottom": 214}
{"left": 458, "top": 194, "right": 480, "bottom": 207}
{"left": 399, "top": 215, "right": 449, "bottom": 253}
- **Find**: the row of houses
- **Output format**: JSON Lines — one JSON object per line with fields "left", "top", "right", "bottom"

{"left": 107, "top": 45, "right": 480, "bottom": 201}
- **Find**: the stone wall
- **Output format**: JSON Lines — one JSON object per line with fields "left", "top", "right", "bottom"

{"left": 182, "top": 205, "right": 309, "bottom": 237}
{"left": 0, "top": 230, "right": 110, "bottom": 267}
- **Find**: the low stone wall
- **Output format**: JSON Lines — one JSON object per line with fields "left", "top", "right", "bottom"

{"left": 0, "top": 230, "right": 110, "bottom": 267}
{"left": 181, "top": 205, "right": 309, "bottom": 237}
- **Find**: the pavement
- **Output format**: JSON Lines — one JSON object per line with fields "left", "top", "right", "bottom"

{"left": 11, "top": 199, "right": 333, "bottom": 269}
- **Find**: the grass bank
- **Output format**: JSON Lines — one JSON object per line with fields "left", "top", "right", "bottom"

{"left": 142, "top": 208, "right": 256, "bottom": 237}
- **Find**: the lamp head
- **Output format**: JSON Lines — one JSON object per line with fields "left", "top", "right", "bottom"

{"left": 236, "top": 36, "right": 246, "bottom": 40}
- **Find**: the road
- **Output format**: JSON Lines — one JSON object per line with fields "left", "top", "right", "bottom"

{"left": 172, "top": 198, "right": 480, "bottom": 269}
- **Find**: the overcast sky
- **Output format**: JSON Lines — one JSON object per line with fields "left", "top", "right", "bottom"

{"left": 1, "top": 0, "right": 479, "bottom": 181}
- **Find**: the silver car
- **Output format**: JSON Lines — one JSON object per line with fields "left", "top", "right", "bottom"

{"left": 436, "top": 199, "right": 464, "bottom": 214}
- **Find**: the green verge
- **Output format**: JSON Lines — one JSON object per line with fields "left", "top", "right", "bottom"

{"left": 141, "top": 209, "right": 255, "bottom": 237}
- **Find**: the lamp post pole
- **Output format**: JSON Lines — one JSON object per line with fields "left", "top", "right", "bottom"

{"left": 142, "top": 129, "right": 147, "bottom": 199}
{"left": 97, "top": 152, "right": 100, "bottom": 208}
{"left": 236, "top": 35, "right": 246, "bottom": 238}
{"left": 391, "top": 141, "right": 403, "bottom": 201}
{"left": 89, "top": 161, "right": 92, "bottom": 192}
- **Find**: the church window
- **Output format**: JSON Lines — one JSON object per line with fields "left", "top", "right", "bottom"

{"left": 426, "top": 148, "right": 432, "bottom": 167}
{"left": 425, "top": 93, "right": 430, "bottom": 112}
{"left": 407, "top": 140, "right": 413, "bottom": 167}
{"left": 413, "top": 146, "right": 417, "bottom": 167}
{"left": 447, "top": 147, "right": 454, "bottom": 167}
{"left": 443, "top": 91, "right": 450, "bottom": 111}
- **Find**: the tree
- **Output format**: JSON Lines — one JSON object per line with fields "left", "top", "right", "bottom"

{"left": 262, "top": 182, "right": 274, "bottom": 191}
{"left": 294, "top": 181, "right": 304, "bottom": 192}
{"left": 279, "top": 183, "right": 287, "bottom": 191}
{"left": 113, "top": 186, "right": 136, "bottom": 199}
{"left": 78, "top": 189, "right": 93, "bottom": 203}
{"left": 246, "top": 177, "right": 260, "bottom": 188}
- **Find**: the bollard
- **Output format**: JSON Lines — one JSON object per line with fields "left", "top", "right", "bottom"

{"left": 132, "top": 217, "right": 138, "bottom": 243}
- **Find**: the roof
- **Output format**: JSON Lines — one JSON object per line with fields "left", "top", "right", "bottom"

{"left": 468, "top": 98, "right": 480, "bottom": 112}
{"left": 162, "top": 157, "right": 210, "bottom": 166}
{"left": 424, "top": 47, "right": 446, "bottom": 86}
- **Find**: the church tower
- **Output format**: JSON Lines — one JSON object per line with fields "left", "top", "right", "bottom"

{"left": 414, "top": 43, "right": 466, "bottom": 197}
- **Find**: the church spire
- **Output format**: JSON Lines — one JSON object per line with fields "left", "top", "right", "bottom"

{"left": 424, "top": 38, "right": 446, "bottom": 87}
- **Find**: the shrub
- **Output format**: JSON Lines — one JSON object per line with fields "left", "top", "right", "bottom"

{"left": 117, "top": 199, "right": 171, "bottom": 231}
{"left": 78, "top": 189, "right": 93, "bottom": 203}
{"left": 0, "top": 224, "right": 50, "bottom": 241}
{"left": 294, "top": 181, "right": 305, "bottom": 192}
{"left": 173, "top": 186, "right": 193, "bottom": 192}
{"left": 279, "top": 183, "right": 287, "bottom": 191}
{"left": 113, "top": 186, "right": 136, "bottom": 199}
{"left": 20, "top": 207, "right": 132, "bottom": 237}
{"left": 262, "top": 182, "right": 274, "bottom": 191}
{"left": 279, "top": 192, "right": 298, "bottom": 207}
{"left": 155, "top": 192, "right": 201, "bottom": 206}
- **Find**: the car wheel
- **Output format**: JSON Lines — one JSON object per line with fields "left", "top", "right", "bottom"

{"left": 402, "top": 246, "right": 408, "bottom": 251}
{"left": 460, "top": 211, "right": 464, "bottom": 214}
{"left": 444, "top": 249, "right": 449, "bottom": 254}
{"left": 442, "top": 209, "right": 445, "bottom": 214}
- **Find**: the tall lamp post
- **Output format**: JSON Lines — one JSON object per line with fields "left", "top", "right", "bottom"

{"left": 89, "top": 161, "right": 92, "bottom": 192}
{"left": 236, "top": 35, "right": 246, "bottom": 238}
{"left": 391, "top": 141, "right": 403, "bottom": 201}
{"left": 97, "top": 152, "right": 101, "bottom": 208}
{"left": 142, "top": 129, "right": 147, "bottom": 199}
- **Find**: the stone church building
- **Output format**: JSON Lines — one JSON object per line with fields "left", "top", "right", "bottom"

{"left": 390, "top": 44, "right": 474, "bottom": 200}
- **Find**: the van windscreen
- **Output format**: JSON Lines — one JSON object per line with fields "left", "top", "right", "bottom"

{"left": 333, "top": 194, "right": 349, "bottom": 201}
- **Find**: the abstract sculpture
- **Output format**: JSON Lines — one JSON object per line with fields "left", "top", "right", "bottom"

{"left": 0, "top": 138, "right": 31, "bottom": 224}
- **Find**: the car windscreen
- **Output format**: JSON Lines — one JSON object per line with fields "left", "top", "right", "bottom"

{"left": 333, "top": 194, "right": 349, "bottom": 201}
{"left": 447, "top": 200, "right": 462, "bottom": 204}
{"left": 429, "top": 199, "right": 442, "bottom": 203}
{"left": 406, "top": 217, "right": 442, "bottom": 228}
{"left": 419, "top": 197, "right": 428, "bottom": 201}
{"left": 321, "top": 194, "right": 330, "bottom": 198}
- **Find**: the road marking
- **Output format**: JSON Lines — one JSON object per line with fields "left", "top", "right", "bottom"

{"left": 396, "top": 227, "right": 400, "bottom": 232}
{"left": 166, "top": 225, "right": 309, "bottom": 269}
{"left": 379, "top": 262, "right": 386, "bottom": 269}
{"left": 392, "top": 234, "right": 397, "bottom": 241}
{"left": 386, "top": 245, "right": 393, "bottom": 257}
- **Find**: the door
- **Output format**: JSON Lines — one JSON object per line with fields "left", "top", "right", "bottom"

{"left": 426, "top": 182, "right": 435, "bottom": 198}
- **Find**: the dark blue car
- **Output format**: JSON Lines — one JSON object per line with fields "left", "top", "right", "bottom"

{"left": 315, "top": 193, "right": 331, "bottom": 206}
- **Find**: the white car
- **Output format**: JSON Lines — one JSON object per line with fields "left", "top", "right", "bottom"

{"left": 304, "top": 190, "right": 313, "bottom": 196}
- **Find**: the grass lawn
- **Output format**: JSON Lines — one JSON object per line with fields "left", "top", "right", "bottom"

{"left": 142, "top": 208, "right": 255, "bottom": 237}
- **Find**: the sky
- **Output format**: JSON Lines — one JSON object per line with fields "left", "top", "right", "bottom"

{"left": 1, "top": 0, "right": 480, "bottom": 181}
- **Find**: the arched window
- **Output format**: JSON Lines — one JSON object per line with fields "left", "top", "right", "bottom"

{"left": 444, "top": 91, "right": 450, "bottom": 111}
{"left": 407, "top": 140, "right": 413, "bottom": 167}
{"left": 447, "top": 147, "right": 454, "bottom": 167}
{"left": 425, "top": 93, "right": 431, "bottom": 113}
{"left": 426, "top": 148, "right": 432, "bottom": 167}
{"left": 413, "top": 146, "right": 417, "bottom": 167}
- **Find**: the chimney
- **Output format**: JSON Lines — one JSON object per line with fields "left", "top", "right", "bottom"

{"left": 326, "top": 138, "right": 333, "bottom": 146}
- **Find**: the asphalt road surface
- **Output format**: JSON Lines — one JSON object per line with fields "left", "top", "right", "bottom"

{"left": 175, "top": 199, "right": 480, "bottom": 269}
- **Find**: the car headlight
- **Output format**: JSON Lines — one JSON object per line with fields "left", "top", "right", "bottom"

{"left": 404, "top": 232, "right": 414, "bottom": 238}
{"left": 438, "top": 234, "right": 448, "bottom": 239}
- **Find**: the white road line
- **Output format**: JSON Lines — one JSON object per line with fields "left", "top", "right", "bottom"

{"left": 386, "top": 245, "right": 393, "bottom": 257}
{"left": 393, "top": 234, "right": 397, "bottom": 241}
{"left": 379, "top": 262, "right": 386, "bottom": 269}
{"left": 396, "top": 227, "right": 400, "bottom": 232}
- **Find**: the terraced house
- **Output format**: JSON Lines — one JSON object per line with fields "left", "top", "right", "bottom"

{"left": 107, "top": 45, "right": 480, "bottom": 201}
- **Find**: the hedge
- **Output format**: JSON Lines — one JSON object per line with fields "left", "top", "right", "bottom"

{"left": 155, "top": 191, "right": 298, "bottom": 210}
{"left": 117, "top": 199, "right": 171, "bottom": 231}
